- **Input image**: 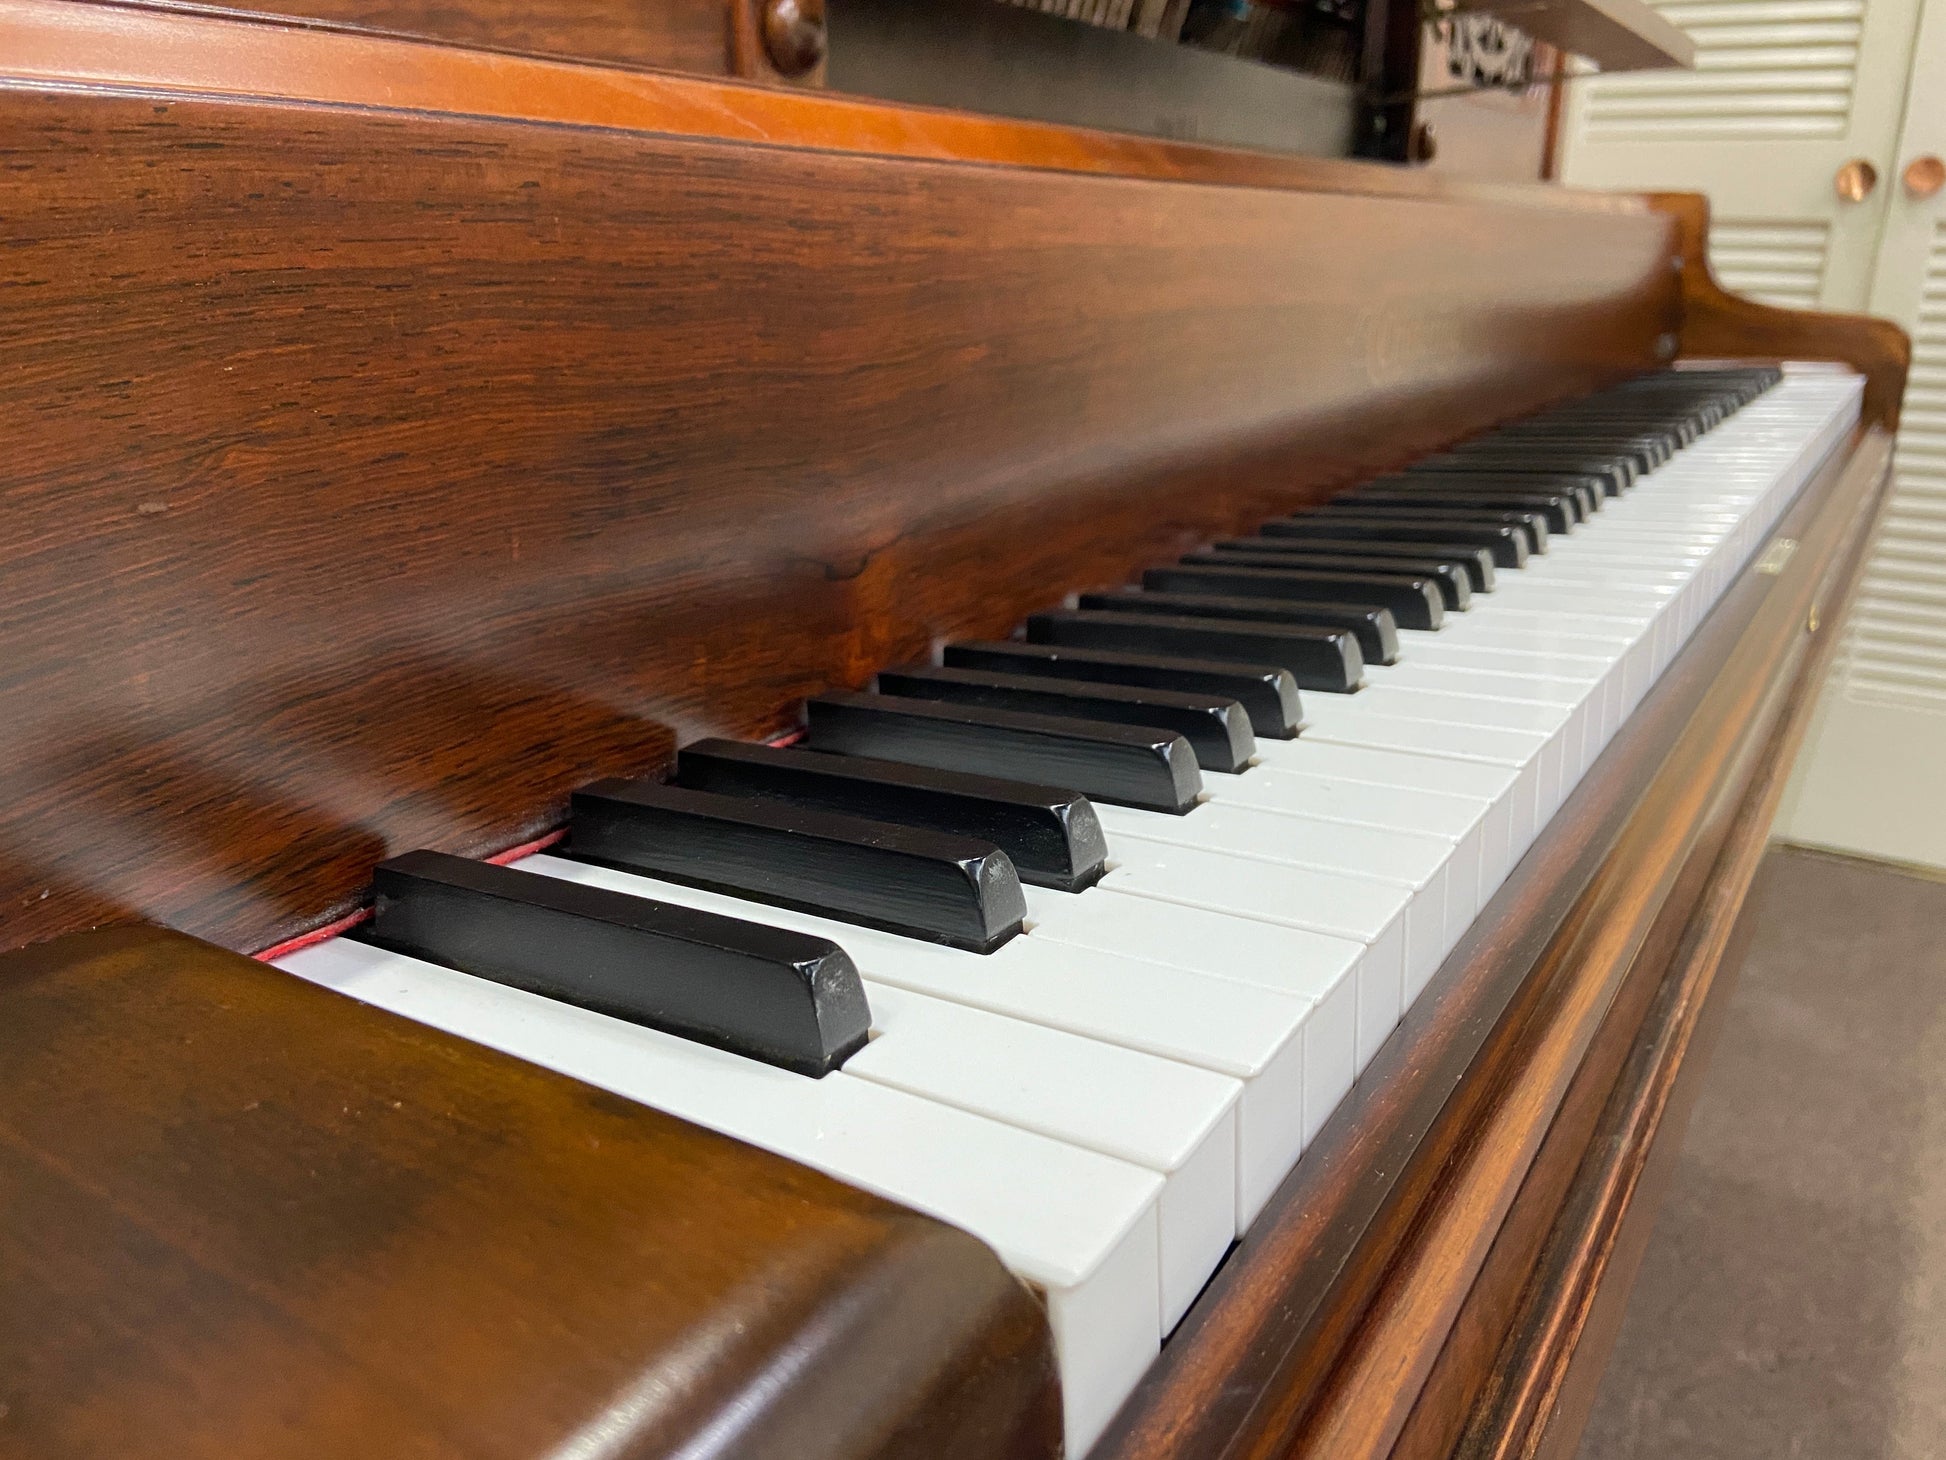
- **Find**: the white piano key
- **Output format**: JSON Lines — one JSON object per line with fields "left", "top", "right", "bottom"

{"left": 1367, "top": 659, "right": 1606, "bottom": 772}
{"left": 1477, "top": 603, "right": 1682, "bottom": 686}
{"left": 1540, "top": 541, "right": 1714, "bottom": 563}
{"left": 1207, "top": 762, "right": 1492, "bottom": 920}
{"left": 1085, "top": 844, "right": 1415, "bottom": 1067}
{"left": 276, "top": 935, "right": 1162, "bottom": 1454}
{"left": 1092, "top": 798, "right": 1466, "bottom": 956}
{"left": 1401, "top": 626, "right": 1630, "bottom": 746}
{"left": 522, "top": 854, "right": 1348, "bottom": 1235}
{"left": 1427, "top": 617, "right": 1642, "bottom": 657}
{"left": 1565, "top": 514, "right": 1738, "bottom": 534}
{"left": 1488, "top": 584, "right": 1672, "bottom": 616}
{"left": 1249, "top": 737, "right": 1522, "bottom": 887}
{"left": 1407, "top": 621, "right": 1652, "bottom": 716}
{"left": 1370, "top": 660, "right": 1595, "bottom": 708}
{"left": 1016, "top": 887, "right": 1365, "bottom": 1160}
{"left": 1283, "top": 710, "right": 1553, "bottom": 853}
{"left": 1309, "top": 685, "right": 1586, "bottom": 816}
{"left": 846, "top": 980, "right": 1238, "bottom": 1332}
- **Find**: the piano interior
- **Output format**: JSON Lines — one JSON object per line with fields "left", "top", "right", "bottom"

{"left": 0, "top": 2, "right": 1913, "bottom": 1457}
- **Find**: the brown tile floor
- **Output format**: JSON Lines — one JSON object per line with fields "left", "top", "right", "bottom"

{"left": 1578, "top": 846, "right": 1946, "bottom": 1460}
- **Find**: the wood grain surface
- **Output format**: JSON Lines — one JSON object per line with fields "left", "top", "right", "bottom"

{"left": 0, "top": 79, "right": 1676, "bottom": 954}
{"left": 0, "top": 925, "right": 1058, "bottom": 1459}
{"left": 0, "top": 0, "right": 1647, "bottom": 208}
{"left": 1093, "top": 425, "right": 1895, "bottom": 1460}
{"left": 157, "top": 0, "right": 737, "bottom": 75}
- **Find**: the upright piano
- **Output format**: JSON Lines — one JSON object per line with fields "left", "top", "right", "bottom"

{"left": 0, "top": 3, "right": 1911, "bottom": 1457}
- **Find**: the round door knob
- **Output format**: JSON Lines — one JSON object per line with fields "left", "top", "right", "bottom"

{"left": 1834, "top": 158, "right": 1879, "bottom": 203}
{"left": 1904, "top": 155, "right": 1945, "bottom": 200}
{"left": 761, "top": 0, "right": 826, "bottom": 76}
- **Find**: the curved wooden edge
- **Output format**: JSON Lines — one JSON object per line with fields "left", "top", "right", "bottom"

{"left": 1652, "top": 192, "right": 1912, "bottom": 430}
{"left": 2, "top": 0, "right": 1645, "bottom": 211}
{"left": 1443, "top": 427, "right": 1892, "bottom": 1460}
{"left": 1, "top": 925, "right": 1063, "bottom": 1460}
{"left": 1091, "top": 424, "right": 1894, "bottom": 1460}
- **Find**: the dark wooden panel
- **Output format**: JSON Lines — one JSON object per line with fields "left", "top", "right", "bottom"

{"left": 164, "top": 0, "right": 736, "bottom": 75}
{"left": 1094, "top": 424, "right": 1895, "bottom": 1460}
{"left": 0, "top": 76, "right": 1676, "bottom": 955}
{"left": 0, "top": 926, "right": 1058, "bottom": 1459}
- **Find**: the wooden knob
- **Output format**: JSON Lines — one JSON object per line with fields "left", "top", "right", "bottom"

{"left": 1903, "top": 155, "right": 1945, "bottom": 200}
{"left": 1834, "top": 158, "right": 1878, "bottom": 203}
{"left": 762, "top": 0, "right": 826, "bottom": 76}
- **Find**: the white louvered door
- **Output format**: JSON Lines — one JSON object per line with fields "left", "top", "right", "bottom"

{"left": 1559, "top": 0, "right": 1928, "bottom": 310}
{"left": 1778, "top": 0, "right": 1946, "bottom": 868}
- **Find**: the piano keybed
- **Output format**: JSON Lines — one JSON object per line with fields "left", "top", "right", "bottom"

{"left": 277, "top": 363, "right": 1865, "bottom": 1453}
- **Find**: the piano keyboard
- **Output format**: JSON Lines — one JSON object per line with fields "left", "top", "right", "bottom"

{"left": 278, "top": 363, "right": 1863, "bottom": 1454}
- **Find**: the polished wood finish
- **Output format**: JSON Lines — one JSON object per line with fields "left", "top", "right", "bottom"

{"left": 0, "top": 61, "right": 1676, "bottom": 955}
{"left": 1653, "top": 192, "right": 1912, "bottom": 429}
{"left": 0, "top": 0, "right": 1649, "bottom": 209}
{"left": 158, "top": 0, "right": 737, "bottom": 75}
{"left": 1094, "top": 424, "right": 1896, "bottom": 1460}
{"left": 0, "top": 926, "right": 1058, "bottom": 1459}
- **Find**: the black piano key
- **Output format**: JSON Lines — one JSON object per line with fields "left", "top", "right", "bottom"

{"left": 1536, "top": 419, "right": 1692, "bottom": 449}
{"left": 1141, "top": 560, "right": 1444, "bottom": 630}
{"left": 365, "top": 850, "right": 871, "bottom": 1078}
{"left": 569, "top": 780, "right": 1026, "bottom": 954}
{"left": 674, "top": 737, "right": 1107, "bottom": 893}
{"left": 1258, "top": 515, "right": 1530, "bottom": 568}
{"left": 1314, "top": 498, "right": 1554, "bottom": 549}
{"left": 1372, "top": 470, "right": 1600, "bottom": 518}
{"left": 1482, "top": 418, "right": 1678, "bottom": 443}
{"left": 1183, "top": 547, "right": 1472, "bottom": 610}
{"left": 1486, "top": 425, "right": 1675, "bottom": 462}
{"left": 874, "top": 664, "right": 1255, "bottom": 774}
{"left": 1435, "top": 445, "right": 1641, "bottom": 487}
{"left": 1206, "top": 536, "right": 1496, "bottom": 593}
{"left": 943, "top": 639, "right": 1304, "bottom": 738}
{"left": 1026, "top": 609, "right": 1365, "bottom": 693}
{"left": 1408, "top": 453, "right": 1631, "bottom": 495}
{"left": 1475, "top": 440, "right": 1666, "bottom": 476}
{"left": 1344, "top": 484, "right": 1581, "bottom": 533}
{"left": 806, "top": 690, "right": 1203, "bottom": 814}
{"left": 1312, "top": 502, "right": 1549, "bottom": 553}
{"left": 1079, "top": 588, "right": 1400, "bottom": 665}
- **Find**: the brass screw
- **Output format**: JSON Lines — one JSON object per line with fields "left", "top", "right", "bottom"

{"left": 1808, "top": 606, "right": 1822, "bottom": 635}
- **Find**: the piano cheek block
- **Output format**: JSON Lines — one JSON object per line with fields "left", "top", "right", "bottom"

{"left": 364, "top": 851, "right": 872, "bottom": 1077}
